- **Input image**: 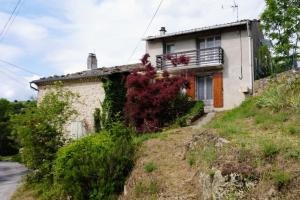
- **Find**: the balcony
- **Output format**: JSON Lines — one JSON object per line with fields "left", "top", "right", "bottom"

{"left": 156, "top": 47, "right": 224, "bottom": 70}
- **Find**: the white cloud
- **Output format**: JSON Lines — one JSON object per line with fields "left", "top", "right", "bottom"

{"left": 0, "top": 71, "right": 37, "bottom": 101}
{"left": 0, "top": 44, "right": 22, "bottom": 60}
{"left": 0, "top": 0, "right": 265, "bottom": 100}
{"left": 0, "top": 12, "right": 48, "bottom": 44}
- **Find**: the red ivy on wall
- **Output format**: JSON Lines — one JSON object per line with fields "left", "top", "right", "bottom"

{"left": 125, "top": 54, "right": 190, "bottom": 133}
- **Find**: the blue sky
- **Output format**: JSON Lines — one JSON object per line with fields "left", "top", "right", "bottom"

{"left": 0, "top": 0, "right": 265, "bottom": 101}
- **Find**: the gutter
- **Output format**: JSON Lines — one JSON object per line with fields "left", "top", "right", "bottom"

{"left": 30, "top": 82, "right": 39, "bottom": 91}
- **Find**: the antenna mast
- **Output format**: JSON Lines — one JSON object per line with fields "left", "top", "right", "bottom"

{"left": 231, "top": 0, "right": 239, "bottom": 21}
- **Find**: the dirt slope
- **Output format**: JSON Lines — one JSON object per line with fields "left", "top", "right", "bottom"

{"left": 120, "top": 114, "right": 215, "bottom": 200}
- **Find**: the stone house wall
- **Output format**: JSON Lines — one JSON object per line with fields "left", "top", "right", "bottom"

{"left": 37, "top": 79, "right": 105, "bottom": 138}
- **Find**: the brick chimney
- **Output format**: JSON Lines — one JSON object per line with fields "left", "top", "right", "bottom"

{"left": 87, "top": 53, "right": 97, "bottom": 70}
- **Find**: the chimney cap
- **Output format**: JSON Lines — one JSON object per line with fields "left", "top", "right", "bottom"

{"left": 159, "top": 27, "right": 166, "bottom": 35}
{"left": 160, "top": 27, "right": 166, "bottom": 32}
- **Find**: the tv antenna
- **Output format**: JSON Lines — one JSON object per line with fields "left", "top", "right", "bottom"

{"left": 222, "top": 0, "right": 239, "bottom": 21}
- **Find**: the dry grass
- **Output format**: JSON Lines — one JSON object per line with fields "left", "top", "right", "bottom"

{"left": 11, "top": 185, "right": 37, "bottom": 200}
{"left": 120, "top": 127, "right": 203, "bottom": 200}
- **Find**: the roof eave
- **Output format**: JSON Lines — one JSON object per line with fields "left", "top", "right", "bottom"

{"left": 143, "top": 20, "right": 253, "bottom": 41}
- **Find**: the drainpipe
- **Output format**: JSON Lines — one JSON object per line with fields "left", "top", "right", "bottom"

{"left": 246, "top": 20, "right": 254, "bottom": 95}
{"left": 238, "top": 29, "right": 243, "bottom": 80}
{"left": 30, "top": 82, "right": 39, "bottom": 91}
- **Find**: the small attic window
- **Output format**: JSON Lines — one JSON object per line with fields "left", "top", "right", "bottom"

{"left": 166, "top": 44, "right": 175, "bottom": 53}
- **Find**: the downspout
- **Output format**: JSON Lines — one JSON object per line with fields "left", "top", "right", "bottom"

{"left": 238, "top": 28, "right": 243, "bottom": 80}
{"left": 30, "top": 82, "right": 39, "bottom": 91}
{"left": 246, "top": 21, "right": 254, "bottom": 95}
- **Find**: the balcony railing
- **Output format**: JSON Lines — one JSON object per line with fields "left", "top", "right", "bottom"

{"left": 156, "top": 47, "right": 224, "bottom": 70}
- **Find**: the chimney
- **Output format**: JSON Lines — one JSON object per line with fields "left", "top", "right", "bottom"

{"left": 159, "top": 27, "right": 166, "bottom": 36}
{"left": 87, "top": 53, "right": 97, "bottom": 70}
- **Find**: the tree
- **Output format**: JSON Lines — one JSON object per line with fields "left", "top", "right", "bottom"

{"left": 260, "top": 0, "right": 300, "bottom": 68}
{"left": 0, "top": 99, "right": 16, "bottom": 155}
{"left": 125, "top": 54, "right": 190, "bottom": 133}
{"left": 13, "top": 83, "right": 78, "bottom": 182}
{"left": 0, "top": 99, "right": 36, "bottom": 156}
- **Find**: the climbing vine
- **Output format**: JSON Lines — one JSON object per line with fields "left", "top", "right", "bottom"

{"left": 94, "top": 74, "right": 127, "bottom": 131}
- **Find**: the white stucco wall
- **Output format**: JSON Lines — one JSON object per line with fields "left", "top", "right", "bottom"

{"left": 221, "top": 30, "right": 253, "bottom": 109}
{"left": 146, "top": 40, "right": 163, "bottom": 65}
{"left": 171, "top": 38, "right": 197, "bottom": 52}
{"left": 37, "top": 80, "right": 105, "bottom": 138}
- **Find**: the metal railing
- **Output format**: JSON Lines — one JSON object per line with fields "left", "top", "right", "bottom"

{"left": 156, "top": 47, "right": 224, "bottom": 70}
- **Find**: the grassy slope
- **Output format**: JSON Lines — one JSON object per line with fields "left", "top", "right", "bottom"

{"left": 192, "top": 74, "right": 300, "bottom": 198}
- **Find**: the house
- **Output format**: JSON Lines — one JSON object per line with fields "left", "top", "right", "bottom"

{"left": 31, "top": 19, "right": 264, "bottom": 137}
{"left": 30, "top": 53, "right": 139, "bottom": 138}
{"left": 145, "top": 19, "right": 264, "bottom": 110}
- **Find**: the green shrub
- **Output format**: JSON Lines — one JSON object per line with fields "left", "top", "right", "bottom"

{"left": 272, "top": 170, "right": 291, "bottom": 189}
{"left": 12, "top": 83, "right": 77, "bottom": 182}
{"left": 52, "top": 122, "right": 134, "bottom": 200}
{"left": 144, "top": 161, "right": 157, "bottom": 173}
{"left": 174, "top": 100, "right": 204, "bottom": 127}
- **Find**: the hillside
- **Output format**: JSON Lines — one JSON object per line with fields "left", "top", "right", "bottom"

{"left": 120, "top": 70, "right": 300, "bottom": 199}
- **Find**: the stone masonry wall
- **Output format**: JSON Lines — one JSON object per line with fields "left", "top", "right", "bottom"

{"left": 37, "top": 80, "right": 105, "bottom": 138}
{"left": 254, "top": 70, "right": 300, "bottom": 96}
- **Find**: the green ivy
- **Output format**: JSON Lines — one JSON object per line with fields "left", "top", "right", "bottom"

{"left": 94, "top": 74, "right": 127, "bottom": 131}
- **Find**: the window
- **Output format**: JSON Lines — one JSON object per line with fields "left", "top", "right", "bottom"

{"left": 166, "top": 44, "right": 175, "bottom": 53}
{"left": 198, "top": 36, "right": 221, "bottom": 64}
{"left": 198, "top": 36, "right": 221, "bottom": 49}
{"left": 70, "top": 121, "right": 86, "bottom": 139}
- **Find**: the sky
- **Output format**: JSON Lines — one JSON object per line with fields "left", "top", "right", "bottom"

{"left": 0, "top": 0, "right": 265, "bottom": 101}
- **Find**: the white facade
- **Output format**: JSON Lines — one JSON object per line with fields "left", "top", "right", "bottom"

{"left": 145, "top": 21, "right": 262, "bottom": 110}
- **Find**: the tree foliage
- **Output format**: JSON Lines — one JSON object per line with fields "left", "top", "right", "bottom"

{"left": 125, "top": 54, "right": 190, "bottom": 133}
{"left": 256, "top": 44, "right": 274, "bottom": 78}
{"left": 12, "top": 83, "right": 78, "bottom": 181}
{"left": 260, "top": 0, "right": 300, "bottom": 66}
{"left": 0, "top": 99, "right": 35, "bottom": 156}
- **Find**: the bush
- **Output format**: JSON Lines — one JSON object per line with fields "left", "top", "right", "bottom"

{"left": 125, "top": 54, "right": 189, "bottom": 133}
{"left": 52, "top": 122, "right": 134, "bottom": 200}
{"left": 174, "top": 101, "right": 204, "bottom": 127}
{"left": 12, "top": 83, "right": 77, "bottom": 182}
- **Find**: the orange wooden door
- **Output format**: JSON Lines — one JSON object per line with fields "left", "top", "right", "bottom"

{"left": 213, "top": 72, "right": 223, "bottom": 108}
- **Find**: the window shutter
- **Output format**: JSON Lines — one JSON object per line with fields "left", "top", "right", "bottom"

{"left": 213, "top": 72, "right": 223, "bottom": 108}
{"left": 187, "top": 76, "right": 195, "bottom": 100}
